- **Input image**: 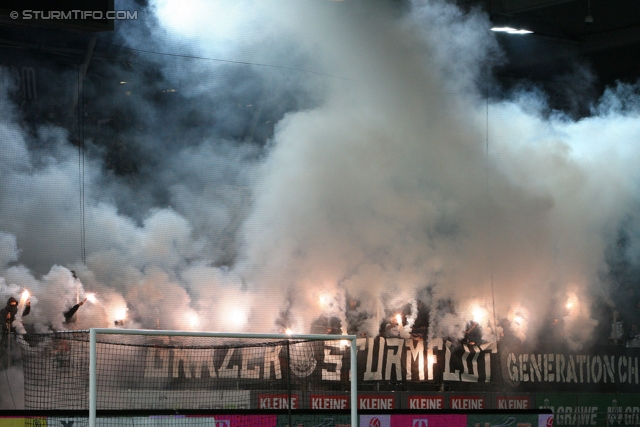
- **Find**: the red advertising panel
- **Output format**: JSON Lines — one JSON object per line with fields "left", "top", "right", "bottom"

{"left": 359, "top": 395, "right": 396, "bottom": 410}
{"left": 450, "top": 395, "right": 485, "bottom": 409}
{"left": 214, "top": 415, "right": 277, "bottom": 427}
{"left": 496, "top": 395, "right": 532, "bottom": 409}
{"left": 391, "top": 414, "right": 467, "bottom": 427}
{"left": 258, "top": 394, "right": 299, "bottom": 409}
{"left": 310, "top": 394, "right": 350, "bottom": 409}
{"left": 407, "top": 395, "right": 444, "bottom": 409}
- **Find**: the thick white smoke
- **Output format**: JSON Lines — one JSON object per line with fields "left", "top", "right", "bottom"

{"left": 0, "top": 0, "right": 638, "bottom": 359}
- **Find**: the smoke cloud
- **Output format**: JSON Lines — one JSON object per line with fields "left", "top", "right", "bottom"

{"left": 0, "top": 0, "right": 639, "bottom": 369}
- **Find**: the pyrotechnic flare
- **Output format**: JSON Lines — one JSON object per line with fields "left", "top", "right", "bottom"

{"left": 566, "top": 294, "right": 579, "bottom": 311}
{"left": 19, "top": 290, "right": 30, "bottom": 306}
{"left": 319, "top": 294, "right": 329, "bottom": 307}
{"left": 1, "top": 295, "right": 30, "bottom": 331}
{"left": 188, "top": 313, "right": 199, "bottom": 329}
{"left": 114, "top": 306, "right": 127, "bottom": 323}
{"left": 472, "top": 306, "right": 485, "bottom": 323}
{"left": 63, "top": 298, "right": 87, "bottom": 323}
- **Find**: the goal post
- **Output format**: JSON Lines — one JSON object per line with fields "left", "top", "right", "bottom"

{"left": 89, "top": 328, "right": 358, "bottom": 427}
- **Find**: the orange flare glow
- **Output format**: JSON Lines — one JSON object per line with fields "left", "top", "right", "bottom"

{"left": 19, "top": 290, "right": 30, "bottom": 305}
{"left": 472, "top": 306, "right": 485, "bottom": 322}
{"left": 114, "top": 307, "right": 127, "bottom": 322}
{"left": 189, "top": 314, "right": 199, "bottom": 328}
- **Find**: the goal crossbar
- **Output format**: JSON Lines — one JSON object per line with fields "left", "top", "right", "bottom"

{"left": 89, "top": 328, "right": 358, "bottom": 427}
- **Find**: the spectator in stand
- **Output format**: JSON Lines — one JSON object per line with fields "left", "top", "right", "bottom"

{"left": 627, "top": 324, "right": 640, "bottom": 348}
{"left": 1, "top": 297, "right": 30, "bottom": 333}
{"left": 310, "top": 315, "right": 342, "bottom": 335}
{"left": 345, "top": 297, "right": 369, "bottom": 337}
{"left": 463, "top": 320, "right": 482, "bottom": 346}
{"left": 380, "top": 314, "right": 410, "bottom": 339}
{"left": 63, "top": 298, "right": 87, "bottom": 323}
{"left": 609, "top": 309, "right": 626, "bottom": 346}
{"left": 410, "top": 299, "right": 430, "bottom": 341}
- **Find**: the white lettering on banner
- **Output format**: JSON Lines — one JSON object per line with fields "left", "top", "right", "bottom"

{"left": 531, "top": 354, "right": 542, "bottom": 382}
{"left": 173, "top": 348, "right": 201, "bottom": 378}
{"left": 443, "top": 340, "right": 460, "bottom": 381}
{"left": 480, "top": 342, "right": 494, "bottom": 381}
{"left": 145, "top": 337, "right": 502, "bottom": 383}
{"left": 508, "top": 352, "right": 640, "bottom": 386}
{"left": 444, "top": 340, "right": 496, "bottom": 382}
{"left": 592, "top": 356, "right": 602, "bottom": 382}
{"left": 619, "top": 357, "right": 627, "bottom": 383}
{"left": 322, "top": 342, "right": 343, "bottom": 381}
{"left": 406, "top": 339, "right": 424, "bottom": 381}
{"left": 358, "top": 397, "right": 394, "bottom": 410}
{"left": 461, "top": 344, "right": 480, "bottom": 382}
{"left": 364, "top": 337, "right": 385, "bottom": 381}
{"left": 311, "top": 396, "right": 348, "bottom": 410}
{"left": 544, "top": 353, "right": 554, "bottom": 382}
{"left": 385, "top": 338, "right": 403, "bottom": 381}
{"left": 509, "top": 353, "right": 518, "bottom": 382}
{"left": 241, "top": 348, "right": 260, "bottom": 379}
{"left": 263, "top": 345, "right": 282, "bottom": 380}
{"left": 451, "top": 397, "right": 484, "bottom": 409}
{"left": 144, "top": 347, "right": 170, "bottom": 378}
{"left": 428, "top": 339, "right": 442, "bottom": 380}
{"left": 218, "top": 348, "right": 238, "bottom": 378}
{"left": 519, "top": 354, "right": 529, "bottom": 382}
{"left": 408, "top": 397, "right": 443, "bottom": 409}
{"left": 556, "top": 354, "right": 566, "bottom": 382}
{"left": 604, "top": 356, "right": 616, "bottom": 383}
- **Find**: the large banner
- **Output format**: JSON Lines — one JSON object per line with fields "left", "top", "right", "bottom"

{"left": 501, "top": 344, "right": 640, "bottom": 393}
{"left": 135, "top": 337, "right": 499, "bottom": 386}
{"left": 18, "top": 332, "right": 640, "bottom": 407}
{"left": 135, "top": 337, "right": 640, "bottom": 392}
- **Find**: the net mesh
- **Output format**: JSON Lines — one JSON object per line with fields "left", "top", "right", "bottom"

{"left": 17, "top": 332, "right": 353, "bottom": 411}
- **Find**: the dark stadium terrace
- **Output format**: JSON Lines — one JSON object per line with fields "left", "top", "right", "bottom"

{"left": 0, "top": 0, "right": 640, "bottom": 425}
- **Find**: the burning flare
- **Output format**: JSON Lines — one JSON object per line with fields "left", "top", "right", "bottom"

{"left": 19, "top": 289, "right": 30, "bottom": 306}
{"left": 472, "top": 306, "right": 485, "bottom": 323}
{"left": 189, "top": 313, "right": 199, "bottom": 329}
{"left": 114, "top": 306, "right": 127, "bottom": 322}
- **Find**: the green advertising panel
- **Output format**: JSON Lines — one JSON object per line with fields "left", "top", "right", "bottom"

{"left": 277, "top": 413, "right": 351, "bottom": 427}
{"left": 537, "top": 394, "right": 640, "bottom": 427}
{"left": 467, "top": 413, "right": 538, "bottom": 427}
